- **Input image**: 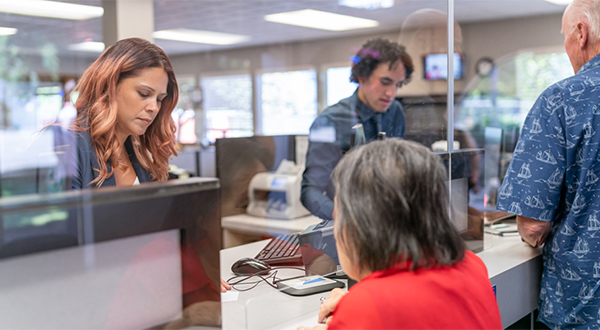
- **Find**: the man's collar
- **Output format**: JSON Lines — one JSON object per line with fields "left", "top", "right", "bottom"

{"left": 578, "top": 53, "right": 600, "bottom": 74}
{"left": 351, "top": 89, "right": 376, "bottom": 122}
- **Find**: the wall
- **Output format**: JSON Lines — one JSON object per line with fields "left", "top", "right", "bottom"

{"left": 169, "top": 13, "right": 566, "bottom": 100}
{"left": 169, "top": 31, "right": 399, "bottom": 112}
{"left": 462, "top": 13, "right": 564, "bottom": 70}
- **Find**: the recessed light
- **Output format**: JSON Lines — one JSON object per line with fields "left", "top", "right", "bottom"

{"left": 0, "top": 0, "right": 103, "bottom": 20}
{"left": 68, "top": 42, "right": 105, "bottom": 53}
{"left": 0, "top": 27, "right": 17, "bottom": 36}
{"left": 543, "top": 0, "right": 572, "bottom": 5}
{"left": 264, "top": 9, "right": 379, "bottom": 31}
{"left": 339, "top": 0, "right": 394, "bottom": 10}
{"left": 153, "top": 29, "right": 250, "bottom": 45}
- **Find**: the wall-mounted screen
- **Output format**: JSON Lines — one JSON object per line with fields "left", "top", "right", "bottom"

{"left": 423, "top": 53, "right": 463, "bottom": 80}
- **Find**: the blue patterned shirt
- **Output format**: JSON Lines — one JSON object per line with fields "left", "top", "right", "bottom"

{"left": 498, "top": 53, "right": 600, "bottom": 329}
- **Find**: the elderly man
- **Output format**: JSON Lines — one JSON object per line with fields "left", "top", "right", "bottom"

{"left": 497, "top": 0, "right": 600, "bottom": 327}
{"left": 301, "top": 38, "right": 413, "bottom": 220}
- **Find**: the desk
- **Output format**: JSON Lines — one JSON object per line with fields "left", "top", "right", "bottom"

{"left": 480, "top": 235, "right": 543, "bottom": 328}
{"left": 221, "top": 240, "right": 327, "bottom": 330}
{"left": 222, "top": 214, "right": 322, "bottom": 248}
{"left": 221, "top": 235, "right": 543, "bottom": 329}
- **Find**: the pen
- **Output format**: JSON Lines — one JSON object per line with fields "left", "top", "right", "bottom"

{"left": 499, "top": 232, "right": 520, "bottom": 237}
{"left": 485, "top": 230, "right": 519, "bottom": 236}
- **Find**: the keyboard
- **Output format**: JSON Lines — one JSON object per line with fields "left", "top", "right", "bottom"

{"left": 255, "top": 233, "right": 303, "bottom": 266}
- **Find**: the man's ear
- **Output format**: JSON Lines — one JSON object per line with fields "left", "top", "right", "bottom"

{"left": 357, "top": 76, "right": 366, "bottom": 84}
{"left": 578, "top": 22, "right": 588, "bottom": 48}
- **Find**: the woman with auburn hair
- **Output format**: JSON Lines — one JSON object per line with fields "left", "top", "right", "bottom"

{"left": 67, "top": 37, "right": 233, "bottom": 293}
{"left": 70, "top": 37, "right": 178, "bottom": 188}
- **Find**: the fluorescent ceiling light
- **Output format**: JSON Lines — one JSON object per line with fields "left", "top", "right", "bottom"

{"left": 153, "top": 29, "right": 250, "bottom": 45}
{"left": 68, "top": 42, "right": 105, "bottom": 53}
{"left": 543, "top": 0, "right": 572, "bottom": 4}
{"left": 0, "top": 0, "right": 103, "bottom": 20}
{"left": 0, "top": 27, "right": 17, "bottom": 36}
{"left": 339, "top": 0, "right": 394, "bottom": 10}
{"left": 264, "top": 9, "right": 379, "bottom": 31}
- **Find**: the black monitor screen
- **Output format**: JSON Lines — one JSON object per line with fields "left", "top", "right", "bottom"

{"left": 0, "top": 178, "right": 221, "bottom": 329}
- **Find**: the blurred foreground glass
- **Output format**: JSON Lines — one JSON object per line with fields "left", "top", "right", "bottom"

{"left": 201, "top": 74, "right": 253, "bottom": 143}
{"left": 259, "top": 69, "right": 317, "bottom": 135}
{"left": 0, "top": 8, "right": 102, "bottom": 197}
{"left": 0, "top": 178, "right": 222, "bottom": 329}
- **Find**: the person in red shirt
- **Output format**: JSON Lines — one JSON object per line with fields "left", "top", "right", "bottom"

{"left": 298, "top": 139, "right": 502, "bottom": 330}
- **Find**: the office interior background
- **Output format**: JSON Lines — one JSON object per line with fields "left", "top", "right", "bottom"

{"left": 0, "top": 0, "right": 572, "bottom": 225}
{"left": 0, "top": 0, "right": 573, "bottom": 328}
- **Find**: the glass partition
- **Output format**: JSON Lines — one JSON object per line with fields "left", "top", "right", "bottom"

{"left": 257, "top": 68, "right": 317, "bottom": 135}
{"left": 201, "top": 73, "right": 253, "bottom": 142}
{"left": 454, "top": 2, "right": 568, "bottom": 251}
{"left": 173, "top": 75, "right": 198, "bottom": 144}
{"left": 325, "top": 65, "right": 356, "bottom": 107}
{"left": 0, "top": 0, "right": 576, "bottom": 327}
{"left": 0, "top": 1, "right": 103, "bottom": 198}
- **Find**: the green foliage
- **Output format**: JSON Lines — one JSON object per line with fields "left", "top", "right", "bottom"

{"left": 0, "top": 36, "right": 29, "bottom": 83}
{"left": 458, "top": 51, "right": 571, "bottom": 131}
{"left": 40, "top": 43, "right": 60, "bottom": 82}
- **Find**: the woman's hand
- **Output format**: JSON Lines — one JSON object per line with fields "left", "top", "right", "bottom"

{"left": 220, "top": 279, "right": 232, "bottom": 292}
{"left": 317, "top": 288, "right": 347, "bottom": 324}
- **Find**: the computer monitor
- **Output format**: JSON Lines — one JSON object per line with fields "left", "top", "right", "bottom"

{"left": 216, "top": 135, "right": 299, "bottom": 217}
{"left": 216, "top": 135, "right": 296, "bottom": 175}
{"left": 423, "top": 53, "right": 464, "bottom": 80}
{"left": 0, "top": 178, "right": 221, "bottom": 329}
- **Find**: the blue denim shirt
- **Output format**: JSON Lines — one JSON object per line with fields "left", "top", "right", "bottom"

{"left": 497, "top": 53, "right": 600, "bottom": 329}
{"left": 300, "top": 89, "right": 405, "bottom": 220}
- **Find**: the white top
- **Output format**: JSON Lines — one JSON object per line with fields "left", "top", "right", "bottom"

{"left": 132, "top": 177, "right": 140, "bottom": 185}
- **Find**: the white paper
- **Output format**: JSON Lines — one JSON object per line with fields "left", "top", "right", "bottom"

{"left": 221, "top": 291, "right": 239, "bottom": 303}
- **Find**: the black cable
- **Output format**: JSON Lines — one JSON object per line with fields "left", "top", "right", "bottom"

{"left": 271, "top": 265, "right": 305, "bottom": 272}
{"left": 227, "top": 271, "right": 280, "bottom": 291}
{"left": 227, "top": 266, "right": 306, "bottom": 291}
{"left": 273, "top": 273, "right": 306, "bottom": 285}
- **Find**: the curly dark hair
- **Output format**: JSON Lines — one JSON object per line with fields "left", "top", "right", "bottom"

{"left": 350, "top": 38, "right": 413, "bottom": 86}
{"left": 332, "top": 139, "right": 465, "bottom": 272}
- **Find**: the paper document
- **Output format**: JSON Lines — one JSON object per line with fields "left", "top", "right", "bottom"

{"left": 221, "top": 291, "right": 239, "bottom": 303}
{"left": 484, "top": 223, "right": 519, "bottom": 236}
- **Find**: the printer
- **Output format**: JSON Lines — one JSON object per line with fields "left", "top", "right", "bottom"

{"left": 246, "top": 160, "right": 310, "bottom": 220}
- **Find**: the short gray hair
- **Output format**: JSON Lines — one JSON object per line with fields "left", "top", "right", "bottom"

{"left": 567, "top": 0, "right": 600, "bottom": 43}
{"left": 332, "top": 139, "right": 465, "bottom": 272}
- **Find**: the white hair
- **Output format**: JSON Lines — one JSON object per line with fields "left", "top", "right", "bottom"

{"left": 567, "top": 0, "right": 600, "bottom": 43}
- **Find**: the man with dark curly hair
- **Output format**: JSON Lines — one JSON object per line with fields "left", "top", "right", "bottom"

{"left": 301, "top": 38, "right": 413, "bottom": 220}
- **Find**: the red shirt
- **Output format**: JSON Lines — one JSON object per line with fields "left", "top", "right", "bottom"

{"left": 327, "top": 251, "right": 502, "bottom": 329}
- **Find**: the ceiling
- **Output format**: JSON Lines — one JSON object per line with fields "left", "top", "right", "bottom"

{"left": 1, "top": 0, "right": 567, "bottom": 57}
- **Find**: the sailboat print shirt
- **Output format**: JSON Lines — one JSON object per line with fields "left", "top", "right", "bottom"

{"left": 497, "top": 53, "right": 600, "bottom": 329}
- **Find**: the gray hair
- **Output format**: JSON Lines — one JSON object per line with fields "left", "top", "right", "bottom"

{"left": 567, "top": 0, "right": 600, "bottom": 43}
{"left": 332, "top": 139, "right": 465, "bottom": 272}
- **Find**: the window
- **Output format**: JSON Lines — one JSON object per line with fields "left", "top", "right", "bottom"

{"left": 173, "top": 76, "right": 198, "bottom": 144}
{"left": 456, "top": 50, "right": 572, "bottom": 209}
{"left": 326, "top": 66, "right": 357, "bottom": 106}
{"left": 458, "top": 51, "right": 571, "bottom": 132}
{"left": 259, "top": 69, "right": 317, "bottom": 135}
{"left": 200, "top": 74, "right": 253, "bottom": 143}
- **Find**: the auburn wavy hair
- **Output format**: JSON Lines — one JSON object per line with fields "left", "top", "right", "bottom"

{"left": 72, "top": 37, "right": 178, "bottom": 186}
